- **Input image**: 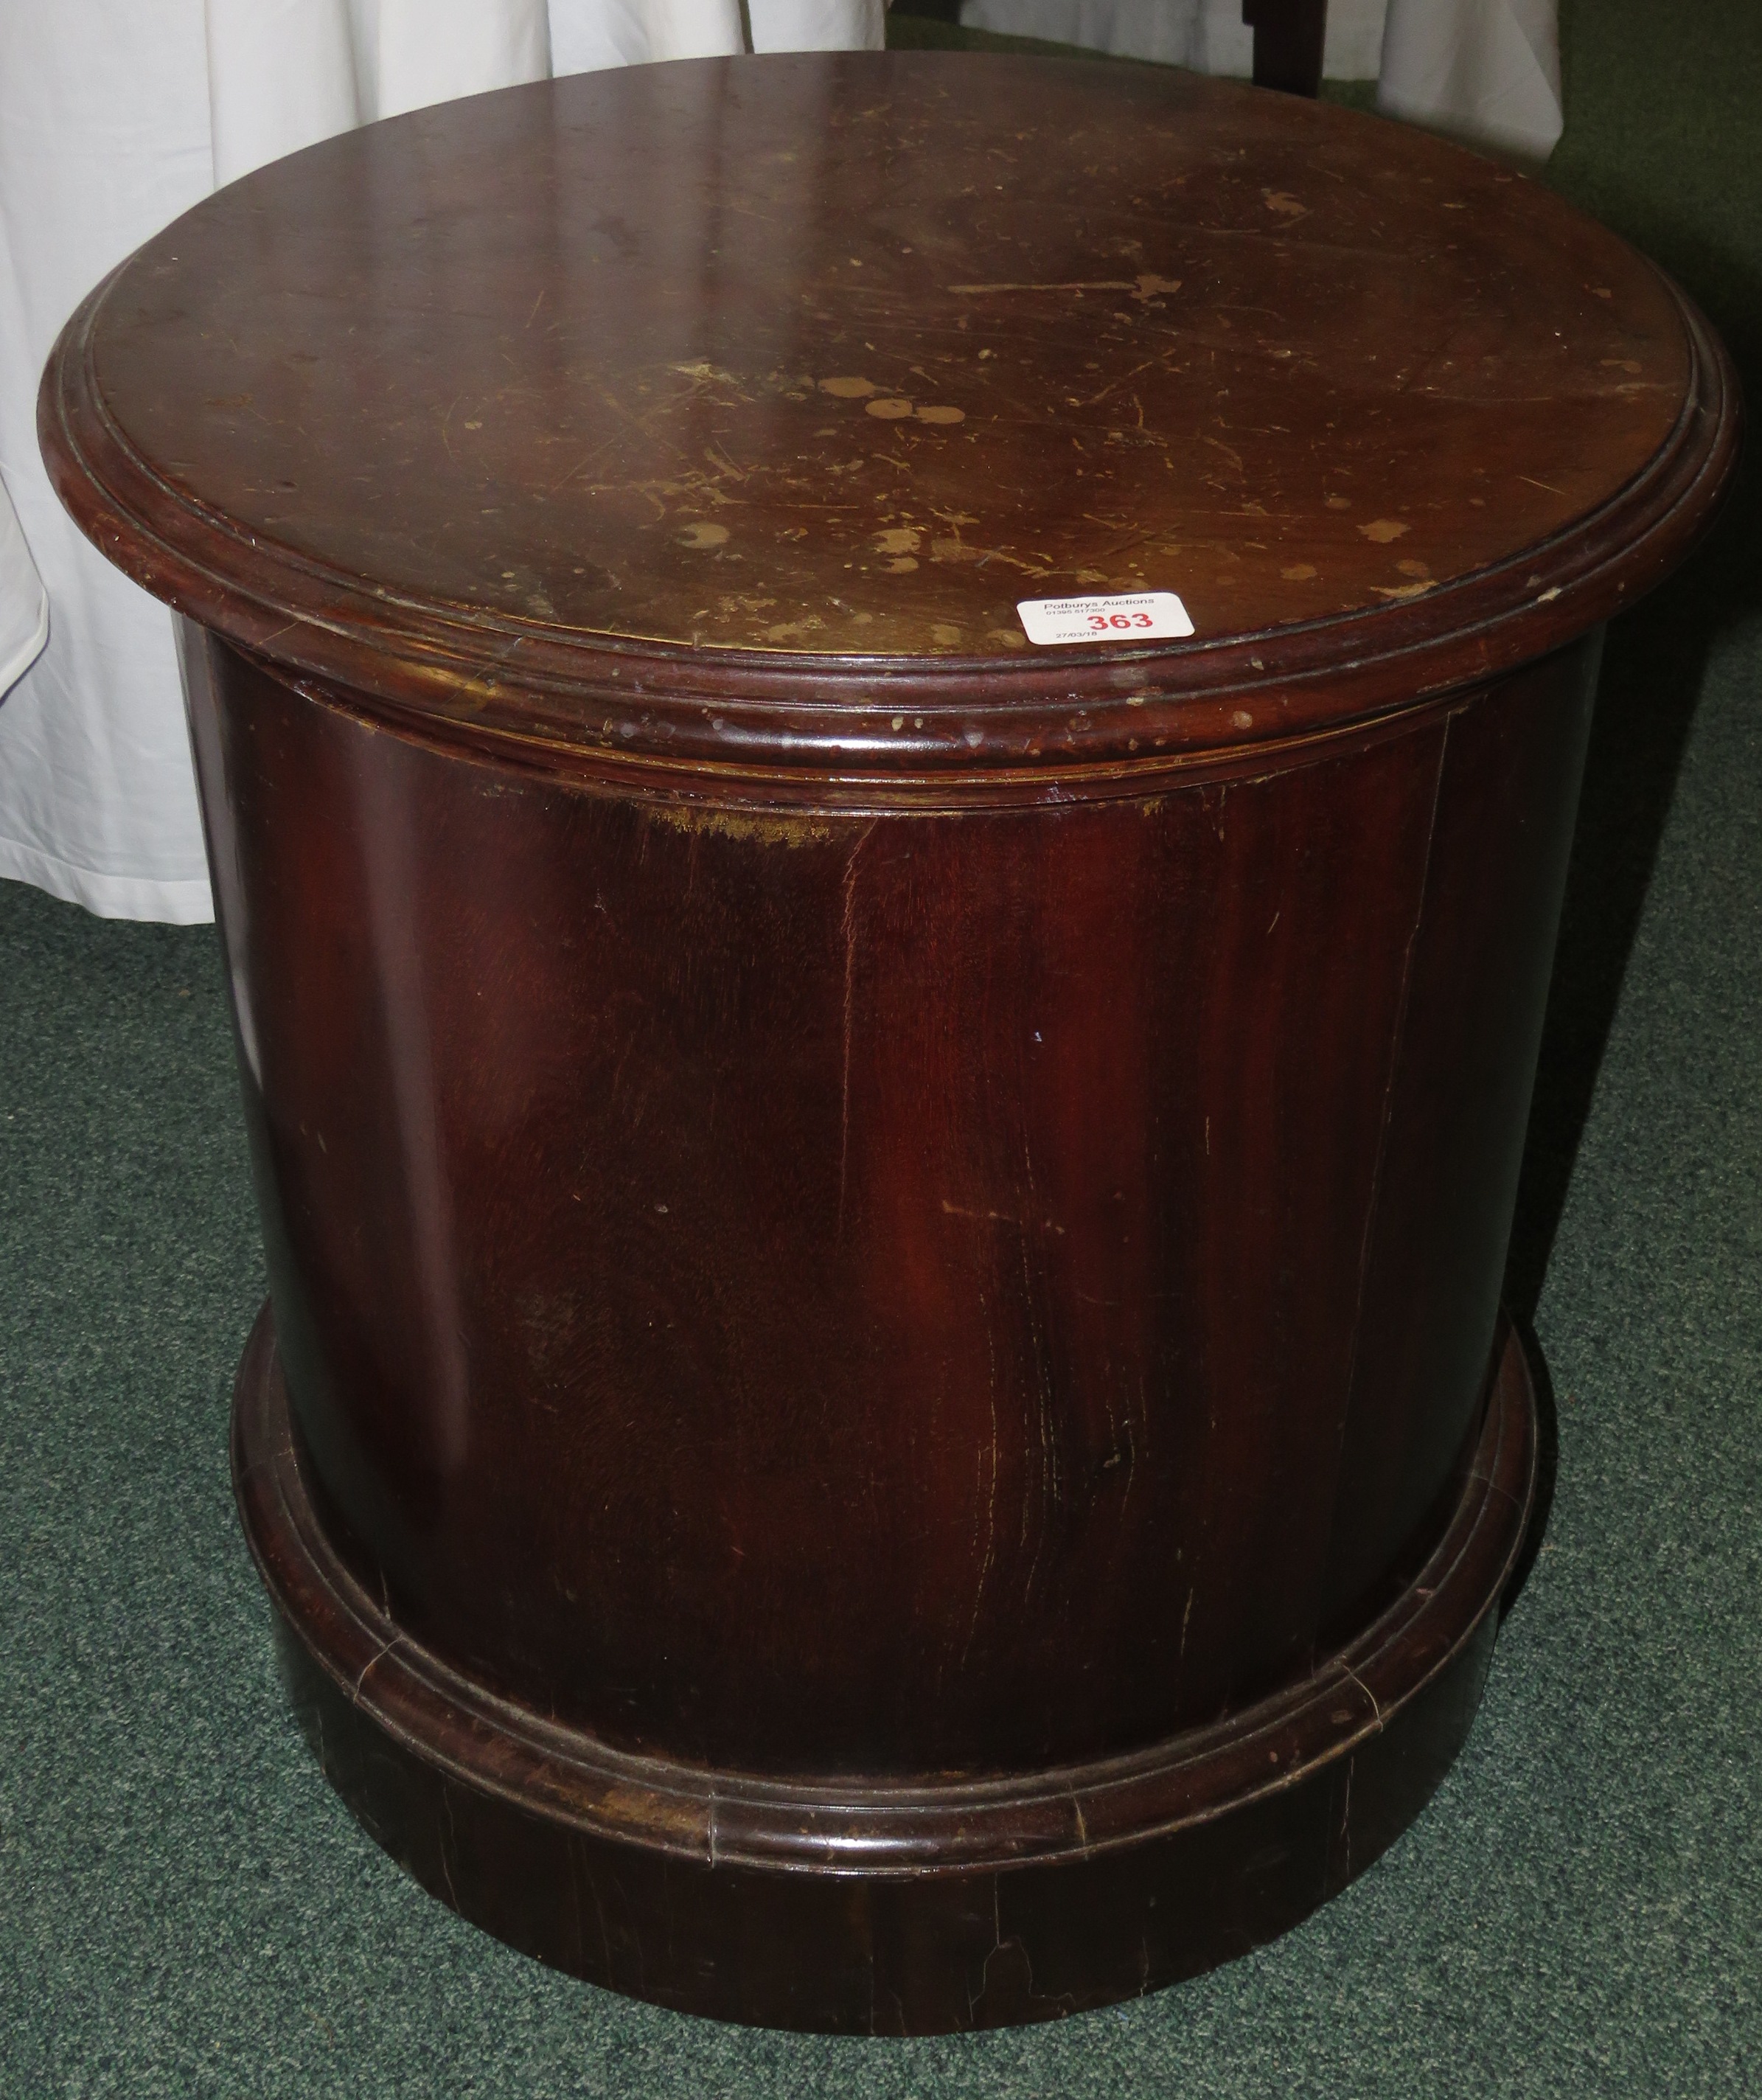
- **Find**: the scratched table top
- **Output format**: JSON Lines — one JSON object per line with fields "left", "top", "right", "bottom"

{"left": 43, "top": 51, "right": 1728, "bottom": 765}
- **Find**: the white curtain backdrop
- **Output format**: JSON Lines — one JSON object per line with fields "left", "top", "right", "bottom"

{"left": 0, "top": 0, "right": 1554, "bottom": 922}
{"left": 0, "top": 1, "right": 217, "bottom": 921}
{"left": 1377, "top": 0, "right": 1564, "bottom": 164}
{"left": 0, "top": 476, "right": 45, "bottom": 698}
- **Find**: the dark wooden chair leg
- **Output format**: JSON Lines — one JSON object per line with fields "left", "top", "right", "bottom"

{"left": 1244, "top": 0, "right": 1329, "bottom": 97}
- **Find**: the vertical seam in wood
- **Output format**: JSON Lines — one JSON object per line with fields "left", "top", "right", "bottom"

{"left": 1320, "top": 714, "right": 1455, "bottom": 1594}
{"left": 838, "top": 821, "right": 877, "bottom": 1237}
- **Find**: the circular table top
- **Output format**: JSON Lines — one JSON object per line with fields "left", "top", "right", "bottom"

{"left": 43, "top": 52, "right": 1737, "bottom": 779}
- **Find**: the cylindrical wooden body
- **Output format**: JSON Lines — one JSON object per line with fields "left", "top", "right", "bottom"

{"left": 43, "top": 49, "right": 1738, "bottom": 2029}
{"left": 186, "top": 622, "right": 1594, "bottom": 1779}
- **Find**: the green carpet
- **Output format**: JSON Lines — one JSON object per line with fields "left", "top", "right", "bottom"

{"left": 3, "top": 4, "right": 1757, "bottom": 2090}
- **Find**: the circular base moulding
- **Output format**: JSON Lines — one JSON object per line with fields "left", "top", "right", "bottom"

{"left": 233, "top": 1302, "right": 1538, "bottom": 2034}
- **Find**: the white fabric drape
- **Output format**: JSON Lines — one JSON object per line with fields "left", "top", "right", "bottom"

{"left": 0, "top": 1, "right": 216, "bottom": 921}
{"left": 0, "top": 0, "right": 882, "bottom": 922}
{"left": 1379, "top": 0, "right": 1563, "bottom": 164}
{"left": 0, "top": 481, "right": 46, "bottom": 698}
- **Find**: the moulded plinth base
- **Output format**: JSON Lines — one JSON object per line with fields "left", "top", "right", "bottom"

{"left": 231, "top": 1302, "right": 1536, "bottom": 2034}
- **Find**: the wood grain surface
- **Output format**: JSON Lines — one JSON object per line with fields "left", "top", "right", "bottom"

{"left": 234, "top": 1303, "right": 1536, "bottom": 2030}
{"left": 43, "top": 54, "right": 1735, "bottom": 779}
{"left": 184, "top": 622, "right": 1595, "bottom": 1777}
{"left": 42, "top": 51, "right": 1741, "bottom": 2029}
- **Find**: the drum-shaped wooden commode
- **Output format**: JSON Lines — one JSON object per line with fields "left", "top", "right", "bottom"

{"left": 43, "top": 54, "right": 1736, "bottom": 2031}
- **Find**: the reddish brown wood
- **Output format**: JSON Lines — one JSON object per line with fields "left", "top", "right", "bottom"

{"left": 181, "top": 622, "right": 1588, "bottom": 1779}
{"left": 40, "top": 53, "right": 1738, "bottom": 2031}
{"left": 41, "top": 55, "right": 1734, "bottom": 784}
{"left": 235, "top": 1299, "right": 1534, "bottom": 2032}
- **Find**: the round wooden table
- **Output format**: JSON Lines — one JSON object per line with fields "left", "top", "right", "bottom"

{"left": 43, "top": 52, "right": 1737, "bottom": 2033}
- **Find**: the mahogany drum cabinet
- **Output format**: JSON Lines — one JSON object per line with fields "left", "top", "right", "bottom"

{"left": 42, "top": 53, "right": 1738, "bottom": 2033}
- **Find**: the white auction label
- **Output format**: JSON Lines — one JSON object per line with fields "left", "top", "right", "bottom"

{"left": 1017, "top": 591, "right": 1194, "bottom": 646}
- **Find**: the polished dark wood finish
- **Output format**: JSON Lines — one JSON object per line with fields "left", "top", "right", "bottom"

{"left": 42, "top": 54, "right": 1738, "bottom": 2031}
{"left": 1245, "top": 0, "right": 1328, "bottom": 97}
{"left": 236, "top": 1301, "right": 1534, "bottom": 2032}
{"left": 43, "top": 56, "right": 1730, "bottom": 778}
{"left": 178, "top": 619, "right": 1593, "bottom": 1779}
